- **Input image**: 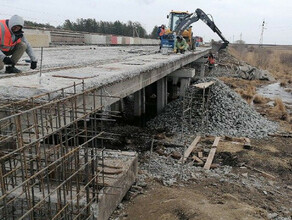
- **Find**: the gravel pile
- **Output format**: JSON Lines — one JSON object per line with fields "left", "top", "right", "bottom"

{"left": 140, "top": 148, "right": 196, "bottom": 186}
{"left": 147, "top": 78, "right": 277, "bottom": 138}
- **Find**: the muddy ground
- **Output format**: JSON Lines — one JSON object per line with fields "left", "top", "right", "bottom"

{"left": 108, "top": 50, "right": 292, "bottom": 220}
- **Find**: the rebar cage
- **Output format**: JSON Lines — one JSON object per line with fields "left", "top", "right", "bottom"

{"left": 0, "top": 81, "right": 120, "bottom": 219}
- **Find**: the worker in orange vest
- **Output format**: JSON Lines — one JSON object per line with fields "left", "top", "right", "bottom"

{"left": 207, "top": 52, "right": 215, "bottom": 69}
{"left": 0, "top": 15, "right": 37, "bottom": 74}
{"left": 157, "top": 24, "right": 166, "bottom": 50}
{"left": 157, "top": 25, "right": 166, "bottom": 37}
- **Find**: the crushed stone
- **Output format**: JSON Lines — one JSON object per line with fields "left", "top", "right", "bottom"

{"left": 147, "top": 77, "right": 277, "bottom": 138}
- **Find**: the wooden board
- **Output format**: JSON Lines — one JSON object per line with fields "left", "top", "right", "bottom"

{"left": 204, "top": 137, "right": 221, "bottom": 170}
{"left": 212, "top": 137, "right": 221, "bottom": 147}
{"left": 246, "top": 165, "right": 276, "bottom": 180}
{"left": 193, "top": 81, "right": 215, "bottom": 89}
{"left": 180, "top": 136, "right": 201, "bottom": 163}
{"left": 198, "top": 152, "right": 203, "bottom": 158}
{"left": 244, "top": 138, "right": 251, "bottom": 148}
{"left": 192, "top": 155, "right": 204, "bottom": 164}
{"left": 203, "top": 148, "right": 217, "bottom": 170}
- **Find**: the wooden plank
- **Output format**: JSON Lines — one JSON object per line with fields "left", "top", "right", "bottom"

{"left": 192, "top": 155, "right": 204, "bottom": 164}
{"left": 203, "top": 137, "right": 220, "bottom": 170}
{"left": 268, "top": 133, "right": 292, "bottom": 138}
{"left": 245, "top": 165, "right": 276, "bottom": 180}
{"left": 212, "top": 137, "right": 221, "bottom": 147}
{"left": 243, "top": 138, "right": 251, "bottom": 149}
{"left": 193, "top": 81, "right": 215, "bottom": 89}
{"left": 198, "top": 152, "right": 203, "bottom": 158}
{"left": 180, "top": 136, "right": 201, "bottom": 163}
{"left": 203, "top": 148, "right": 217, "bottom": 170}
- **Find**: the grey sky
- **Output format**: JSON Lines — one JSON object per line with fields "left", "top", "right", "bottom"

{"left": 1, "top": 0, "right": 292, "bottom": 45}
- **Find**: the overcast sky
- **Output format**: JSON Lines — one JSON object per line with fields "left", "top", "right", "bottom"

{"left": 1, "top": 0, "right": 292, "bottom": 45}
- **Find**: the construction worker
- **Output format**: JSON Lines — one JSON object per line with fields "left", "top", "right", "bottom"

{"left": 207, "top": 52, "right": 215, "bottom": 69}
{"left": 0, "top": 15, "right": 37, "bottom": 74}
{"left": 157, "top": 24, "right": 166, "bottom": 38}
{"left": 157, "top": 24, "right": 166, "bottom": 50}
{"left": 174, "top": 35, "right": 188, "bottom": 54}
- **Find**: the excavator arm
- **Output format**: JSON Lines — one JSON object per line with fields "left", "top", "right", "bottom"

{"left": 174, "top": 8, "right": 229, "bottom": 50}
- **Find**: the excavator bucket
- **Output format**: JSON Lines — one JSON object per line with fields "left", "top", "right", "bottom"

{"left": 211, "top": 42, "right": 228, "bottom": 52}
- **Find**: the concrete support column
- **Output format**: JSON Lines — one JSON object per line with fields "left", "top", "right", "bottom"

{"left": 179, "top": 78, "right": 191, "bottom": 96}
{"left": 134, "top": 90, "right": 142, "bottom": 116}
{"left": 111, "top": 101, "right": 120, "bottom": 112}
{"left": 157, "top": 77, "right": 167, "bottom": 114}
{"left": 169, "top": 77, "right": 178, "bottom": 99}
{"left": 134, "top": 89, "right": 146, "bottom": 117}
{"left": 142, "top": 88, "right": 146, "bottom": 115}
{"left": 200, "top": 64, "right": 205, "bottom": 78}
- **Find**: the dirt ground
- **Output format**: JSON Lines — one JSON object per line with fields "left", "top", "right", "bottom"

{"left": 110, "top": 48, "right": 292, "bottom": 220}
{"left": 111, "top": 136, "right": 291, "bottom": 220}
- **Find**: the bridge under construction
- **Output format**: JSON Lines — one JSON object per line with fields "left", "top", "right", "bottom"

{"left": 0, "top": 45, "right": 210, "bottom": 219}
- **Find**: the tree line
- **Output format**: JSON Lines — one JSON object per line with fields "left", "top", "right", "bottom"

{"left": 25, "top": 19, "right": 160, "bottom": 39}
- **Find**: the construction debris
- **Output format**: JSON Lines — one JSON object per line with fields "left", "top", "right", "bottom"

{"left": 236, "top": 64, "right": 275, "bottom": 81}
{"left": 180, "top": 136, "right": 201, "bottom": 163}
{"left": 209, "top": 51, "right": 275, "bottom": 81}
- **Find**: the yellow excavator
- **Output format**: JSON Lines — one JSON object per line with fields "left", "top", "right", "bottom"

{"left": 165, "top": 10, "right": 195, "bottom": 49}
{"left": 161, "top": 9, "right": 229, "bottom": 51}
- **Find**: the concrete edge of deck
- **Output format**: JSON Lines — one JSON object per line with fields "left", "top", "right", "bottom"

{"left": 93, "top": 151, "right": 138, "bottom": 220}
{"left": 89, "top": 49, "right": 210, "bottom": 107}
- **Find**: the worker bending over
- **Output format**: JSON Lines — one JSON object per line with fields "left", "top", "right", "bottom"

{"left": 0, "top": 15, "right": 37, "bottom": 74}
{"left": 174, "top": 36, "right": 188, "bottom": 54}
{"left": 207, "top": 52, "right": 215, "bottom": 70}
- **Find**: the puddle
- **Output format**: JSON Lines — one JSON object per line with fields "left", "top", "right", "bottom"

{"left": 257, "top": 82, "right": 292, "bottom": 107}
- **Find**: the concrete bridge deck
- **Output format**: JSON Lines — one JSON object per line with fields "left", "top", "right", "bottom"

{"left": 0, "top": 45, "right": 210, "bottom": 101}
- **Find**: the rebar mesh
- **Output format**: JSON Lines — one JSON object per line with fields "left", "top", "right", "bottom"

{"left": 0, "top": 82, "right": 120, "bottom": 219}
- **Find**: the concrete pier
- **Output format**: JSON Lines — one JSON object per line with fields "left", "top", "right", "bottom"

{"left": 157, "top": 77, "right": 167, "bottom": 114}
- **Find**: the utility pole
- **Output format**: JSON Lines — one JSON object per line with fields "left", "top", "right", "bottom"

{"left": 133, "top": 22, "right": 139, "bottom": 38}
{"left": 259, "top": 20, "right": 266, "bottom": 47}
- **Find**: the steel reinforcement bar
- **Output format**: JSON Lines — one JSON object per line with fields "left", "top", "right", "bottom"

{"left": 0, "top": 82, "right": 121, "bottom": 219}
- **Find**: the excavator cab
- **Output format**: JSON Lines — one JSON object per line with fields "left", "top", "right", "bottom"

{"left": 168, "top": 11, "right": 189, "bottom": 31}
{"left": 166, "top": 11, "right": 195, "bottom": 49}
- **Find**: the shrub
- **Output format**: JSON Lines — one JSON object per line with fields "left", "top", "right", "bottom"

{"left": 270, "top": 98, "right": 289, "bottom": 121}
{"left": 253, "top": 48, "right": 272, "bottom": 68}
{"left": 273, "top": 98, "right": 286, "bottom": 112}
{"left": 280, "top": 80, "right": 287, "bottom": 87}
{"left": 253, "top": 95, "right": 267, "bottom": 104}
{"left": 235, "top": 86, "right": 256, "bottom": 104}
{"left": 279, "top": 53, "right": 292, "bottom": 66}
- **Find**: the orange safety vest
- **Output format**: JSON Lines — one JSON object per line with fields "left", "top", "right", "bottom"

{"left": 208, "top": 56, "right": 215, "bottom": 64}
{"left": 0, "top": 20, "right": 22, "bottom": 52}
{"left": 159, "top": 28, "right": 165, "bottom": 36}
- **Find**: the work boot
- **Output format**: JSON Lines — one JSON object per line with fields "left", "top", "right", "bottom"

{"left": 5, "top": 66, "right": 21, "bottom": 74}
